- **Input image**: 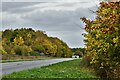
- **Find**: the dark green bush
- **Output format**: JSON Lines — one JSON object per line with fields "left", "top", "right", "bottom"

{"left": 14, "top": 45, "right": 24, "bottom": 56}
{"left": 32, "top": 45, "right": 45, "bottom": 53}
{"left": 29, "top": 51, "right": 40, "bottom": 56}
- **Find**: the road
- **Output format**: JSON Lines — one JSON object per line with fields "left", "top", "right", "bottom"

{"left": 1, "top": 58, "right": 74, "bottom": 76}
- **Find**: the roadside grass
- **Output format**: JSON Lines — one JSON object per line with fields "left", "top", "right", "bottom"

{"left": 2, "top": 59, "right": 97, "bottom": 79}
{"left": 1, "top": 54, "right": 54, "bottom": 63}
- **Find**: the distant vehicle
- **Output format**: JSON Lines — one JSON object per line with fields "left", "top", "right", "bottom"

{"left": 72, "top": 55, "right": 79, "bottom": 58}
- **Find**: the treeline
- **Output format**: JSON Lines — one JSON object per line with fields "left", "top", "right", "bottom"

{"left": 1, "top": 28, "right": 72, "bottom": 58}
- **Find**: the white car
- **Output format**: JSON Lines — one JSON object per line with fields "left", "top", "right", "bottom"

{"left": 72, "top": 55, "right": 79, "bottom": 58}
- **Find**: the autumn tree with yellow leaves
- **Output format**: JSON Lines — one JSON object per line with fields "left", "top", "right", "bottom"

{"left": 13, "top": 37, "right": 24, "bottom": 46}
{"left": 81, "top": 1, "right": 120, "bottom": 78}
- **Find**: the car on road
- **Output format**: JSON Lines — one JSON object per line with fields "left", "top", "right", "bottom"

{"left": 72, "top": 55, "right": 79, "bottom": 58}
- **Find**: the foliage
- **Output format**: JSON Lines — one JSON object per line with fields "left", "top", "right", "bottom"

{"left": 1, "top": 47, "right": 7, "bottom": 55}
{"left": 14, "top": 45, "right": 25, "bottom": 56}
{"left": 2, "top": 28, "right": 72, "bottom": 58}
{"left": 50, "top": 37, "right": 72, "bottom": 57}
{"left": 71, "top": 48, "right": 85, "bottom": 57}
{"left": 29, "top": 51, "right": 41, "bottom": 56}
{"left": 2, "top": 59, "right": 97, "bottom": 79}
{"left": 13, "top": 37, "right": 24, "bottom": 46}
{"left": 81, "top": 2, "right": 120, "bottom": 78}
{"left": 80, "top": 55, "right": 91, "bottom": 67}
{"left": 32, "top": 44, "right": 45, "bottom": 53}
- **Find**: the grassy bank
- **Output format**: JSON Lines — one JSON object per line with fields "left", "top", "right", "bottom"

{"left": 0, "top": 57, "right": 52, "bottom": 63}
{"left": 2, "top": 59, "right": 97, "bottom": 79}
{"left": 1, "top": 54, "right": 54, "bottom": 63}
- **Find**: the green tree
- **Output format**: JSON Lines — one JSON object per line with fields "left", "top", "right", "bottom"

{"left": 32, "top": 44, "right": 45, "bottom": 53}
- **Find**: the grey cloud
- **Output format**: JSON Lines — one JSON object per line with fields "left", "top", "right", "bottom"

{"left": 56, "top": 3, "right": 77, "bottom": 7}
{"left": 2, "top": 2, "right": 40, "bottom": 12}
{"left": 2, "top": 2, "right": 98, "bottom": 47}
{"left": 5, "top": 7, "right": 36, "bottom": 14}
{"left": 20, "top": 6, "right": 97, "bottom": 31}
{"left": 47, "top": 30, "right": 85, "bottom": 48}
{"left": 2, "top": 3, "right": 98, "bottom": 30}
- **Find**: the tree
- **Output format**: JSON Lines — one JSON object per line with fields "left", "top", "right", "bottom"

{"left": 32, "top": 44, "right": 45, "bottom": 53}
{"left": 81, "top": 1, "right": 120, "bottom": 78}
{"left": 13, "top": 37, "right": 24, "bottom": 46}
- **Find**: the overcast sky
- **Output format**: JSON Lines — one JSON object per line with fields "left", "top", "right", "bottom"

{"left": 1, "top": 0, "right": 100, "bottom": 48}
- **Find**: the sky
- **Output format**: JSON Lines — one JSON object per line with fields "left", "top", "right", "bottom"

{"left": 1, "top": 0, "right": 100, "bottom": 48}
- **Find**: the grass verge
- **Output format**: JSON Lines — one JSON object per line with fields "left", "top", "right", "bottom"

{"left": 2, "top": 59, "right": 97, "bottom": 79}
{"left": 0, "top": 57, "right": 52, "bottom": 63}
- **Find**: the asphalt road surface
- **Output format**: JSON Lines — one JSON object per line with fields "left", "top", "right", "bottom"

{"left": 1, "top": 58, "right": 74, "bottom": 76}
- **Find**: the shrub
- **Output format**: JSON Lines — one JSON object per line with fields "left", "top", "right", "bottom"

{"left": 29, "top": 51, "right": 40, "bottom": 56}
{"left": 0, "top": 45, "right": 7, "bottom": 55}
{"left": 3, "top": 45, "right": 11, "bottom": 54}
{"left": 32, "top": 44, "right": 45, "bottom": 53}
{"left": 80, "top": 55, "right": 91, "bottom": 67}
{"left": 22, "top": 45, "right": 32, "bottom": 56}
{"left": 14, "top": 45, "right": 24, "bottom": 56}
{"left": 14, "top": 45, "right": 32, "bottom": 56}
